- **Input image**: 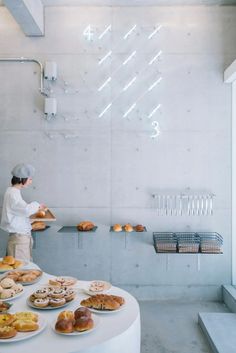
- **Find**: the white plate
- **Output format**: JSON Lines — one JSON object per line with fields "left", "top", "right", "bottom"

{"left": 82, "top": 280, "right": 112, "bottom": 296}
{"left": 52, "top": 314, "right": 100, "bottom": 336}
{"left": 0, "top": 270, "right": 43, "bottom": 286}
{"left": 48, "top": 276, "right": 78, "bottom": 287}
{"left": 27, "top": 297, "right": 76, "bottom": 310}
{"left": 0, "top": 259, "right": 28, "bottom": 273}
{"left": 85, "top": 304, "right": 126, "bottom": 314}
{"left": 0, "top": 314, "right": 47, "bottom": 343}
{"left": 1, "top": 289, "right": 24, "bottom": 302}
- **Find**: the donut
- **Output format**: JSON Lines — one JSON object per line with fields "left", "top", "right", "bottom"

{"left": 33, "top": 298, "right": 49, "bottom": 308}
{"left": 50, "top": 298, "right": 66, "bottom": 307}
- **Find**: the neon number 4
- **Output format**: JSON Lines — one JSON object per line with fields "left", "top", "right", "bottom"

{"left": 83, "top": 25, "right": 94, "bottom": 41}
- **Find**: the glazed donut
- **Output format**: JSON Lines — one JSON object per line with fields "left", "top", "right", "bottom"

{"left": 73, "top": 316, "right": 94, "bottom": 332}
{"left": 74, "top": 307, "right": 92, "bottom": 320}
{"left": 50, "top": 298, "right": 66, "bottom": 307}
{"left": 34, "top": 288, "right": 49, "bottom": 299}
{"left": 55, "top": 319, "right": 73, "bottom": 333}
{"left": 33, "top": 298, "right": 49, "bottom": 308}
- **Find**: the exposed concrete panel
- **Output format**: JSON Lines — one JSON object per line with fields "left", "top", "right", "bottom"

{"left": 4, "top": 0, "right": 44, "bottom": 36}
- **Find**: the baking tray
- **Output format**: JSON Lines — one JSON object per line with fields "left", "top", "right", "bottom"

{"left": 30, "top": 209, "right": 56, "bottom": 222}
{"left": 32, "top": 225, "right": 50, "bottom": 233}
{"left": 58, "top": 226, "right": 97, "bottom": 233}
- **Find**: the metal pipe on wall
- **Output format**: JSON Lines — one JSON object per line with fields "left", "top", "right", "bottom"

{"left": 0, "top": 57, "right": 47, "bottom": 96}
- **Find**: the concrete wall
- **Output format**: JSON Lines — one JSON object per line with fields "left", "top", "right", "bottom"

{"left": 0, "top": 6, "right": 235, "bottom": 299}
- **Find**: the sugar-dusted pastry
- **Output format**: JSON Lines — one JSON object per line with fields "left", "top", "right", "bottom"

{"left": 33, "top": 298, "right": 49, "bottom": 308}
{"left": 0, "top": 289, "right": 15, "bottom": 299}
{"left": 11, "top": 284, "right": 23, "bottom": 294}
{"left": 0, "top": 278, "right": 15, "bottom": 289}
{"left": 34, "top": 288, "right": 49, "bottom": 299}
{"left": 49, "top": 298, "right": 66, "bottom": 307}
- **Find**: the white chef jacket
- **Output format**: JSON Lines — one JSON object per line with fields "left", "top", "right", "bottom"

{"left": 1, "top": 187, "right": 40, "bottom": 235}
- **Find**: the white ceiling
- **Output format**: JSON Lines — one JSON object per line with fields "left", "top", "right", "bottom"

{"left": 1, "top": 0, "right": 236, "bottom": 5}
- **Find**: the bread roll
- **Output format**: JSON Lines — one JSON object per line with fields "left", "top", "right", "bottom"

{"left": 113, "top": 224, "right": 122, "bottom": 232}
{"left": 73, "top": 316, "right": 94, "bottom": 332}
{"left": 134, "top": 224, "right": 145, "bottom": 232}
{"left": 55, "top": 319, "right": 74, "bottom": 333}
{"left": 58, "top": 311, "right": 74, "bottom": 322}
{"left": 74, "top": 307, "right": 91, "bottom": 320}
{"left": 32, "top": 221, "right": 46, "bottom": 231}
{"left": 0, "top": 264, "right": 12, "bottom": 271}
{"left": 35, "top": 210, "right": 46, "bottom": 218}
{"left": 124, "top": 224, "right": 133, "bottom": 232}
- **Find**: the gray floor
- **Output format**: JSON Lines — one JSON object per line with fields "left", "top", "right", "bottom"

{"left": 139, "top": 300, "right": 229, "bottom": 353}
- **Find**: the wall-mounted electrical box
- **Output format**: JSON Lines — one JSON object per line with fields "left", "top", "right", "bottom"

{"left": 44, "top": 61, "right": 57, "bottom": 81}
{"left": 44, "top": 97, "right": 57, "bottom": 119}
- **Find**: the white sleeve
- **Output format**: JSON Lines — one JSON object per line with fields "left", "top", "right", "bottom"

{"left": 9, "top": 194, "right": 40, "bottom": 217}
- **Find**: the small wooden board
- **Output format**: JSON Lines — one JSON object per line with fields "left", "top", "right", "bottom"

{"left": 30, "top": 209, "right": 56, "bottom": 222}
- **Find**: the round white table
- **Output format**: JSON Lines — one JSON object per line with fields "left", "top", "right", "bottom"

{"left": 0, "top": 263, "right": 141, "bottom": 353}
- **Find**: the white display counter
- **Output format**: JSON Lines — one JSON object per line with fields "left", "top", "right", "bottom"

{"left": 0, "top": 263, "right": 141, "bottom": 353}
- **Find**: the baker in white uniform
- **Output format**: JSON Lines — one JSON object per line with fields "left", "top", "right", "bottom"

{"left": 1, "top": 163, "right": 44, "bottom": 261}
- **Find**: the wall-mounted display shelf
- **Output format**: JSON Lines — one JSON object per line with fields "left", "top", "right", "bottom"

{"left": 57, "top": 226, "right": 97, "bottom": 249}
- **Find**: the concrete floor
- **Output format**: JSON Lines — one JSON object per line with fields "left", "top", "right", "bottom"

{"left": 139, "top": 300, "right": 229, "bottom": 353}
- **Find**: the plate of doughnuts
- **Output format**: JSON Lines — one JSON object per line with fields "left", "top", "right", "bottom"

{"left": 1, "top": 269, "right": 43, "bottom": 286}
{"left": 27, "top": 286, "right": 77, "bottom": 310}
{"left": 52, "top": 307, "right": 100, "bottom": 336}
{"left": 0, "top": 256, "right": 27, "bottom": 273}
{"left": 0, "top": 277, "right": 24, "bottom": 301}
{"left": 82, "top": 280, "right": 112, "bottom": 296}
{"left": 0, "top": 312, "right": 47, "bottom": 342}
{"left": 80, "top": 294, "right": 126, "bottom": 314}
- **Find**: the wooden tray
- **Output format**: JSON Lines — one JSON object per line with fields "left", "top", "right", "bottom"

{"left": 30, "top": 209, "right": 56, "bottom": 222}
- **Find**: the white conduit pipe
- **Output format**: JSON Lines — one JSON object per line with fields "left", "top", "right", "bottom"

{"left": 0, "top": 57, "right": 47, "bottom": 96}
